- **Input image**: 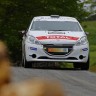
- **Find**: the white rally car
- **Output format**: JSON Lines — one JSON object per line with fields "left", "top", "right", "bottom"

{"left": 22, "top": 15, "right": 89, "bottom": 70}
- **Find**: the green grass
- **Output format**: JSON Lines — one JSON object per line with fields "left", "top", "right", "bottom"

{"left": 82, "top": 21, "right": 96, "bottom": 45}
{"left": 81, "top": 21, "right": 96, "bottom": 72}
{"left": 90, "top": 65, "right": 96, "bottom": 72}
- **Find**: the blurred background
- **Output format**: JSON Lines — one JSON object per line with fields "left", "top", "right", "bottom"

{"left": 0, "top": 0, "right": 96, "bottom": 71}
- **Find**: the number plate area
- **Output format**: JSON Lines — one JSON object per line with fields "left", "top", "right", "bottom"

{"left": 48, "top": 48, "right": 68, "bottom": 53}
{"left": 43, "top": 44, "right": 73, "bottom": 55}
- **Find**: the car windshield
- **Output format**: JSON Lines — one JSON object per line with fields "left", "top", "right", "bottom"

{"left": 31, "top": 21, "right": 82, "bottom": 31}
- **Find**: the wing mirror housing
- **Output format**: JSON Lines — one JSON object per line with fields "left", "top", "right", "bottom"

{"left": 19, "top": 30, "right": 26, "bottom": 37}
{"left": 85, "top": 32, "right": 89, "bottom": 35}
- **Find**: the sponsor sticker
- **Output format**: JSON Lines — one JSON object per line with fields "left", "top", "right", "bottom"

{"left": 82, "top": 48, "right": 88, "bottom": 51}
{"left": 36, "top": 35, "right": 79, "bottom": 41}
{"left": 30, "top": 47, "right": 37, "bottom": 51}
{"left": 48, "top": 32, "right": 64, "bottom": 34}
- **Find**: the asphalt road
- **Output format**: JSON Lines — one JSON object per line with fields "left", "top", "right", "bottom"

{"left": 12, "top": 67, "right": 96, "bottom": 96}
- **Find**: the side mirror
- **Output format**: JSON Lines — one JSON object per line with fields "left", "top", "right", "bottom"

{"left": 85, "top": 32, "right": 89, "bottom": 35}
{"left": 19, "top": 30, "right": 26, "bottom": 36}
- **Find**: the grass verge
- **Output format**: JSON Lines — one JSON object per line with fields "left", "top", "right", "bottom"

{"left": 82, "top": 21, "right": 96, "bottom": 72}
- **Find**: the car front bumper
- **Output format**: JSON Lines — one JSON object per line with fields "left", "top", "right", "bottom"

{"left": 24, "top": 42, "right": 89, "bottom": 63}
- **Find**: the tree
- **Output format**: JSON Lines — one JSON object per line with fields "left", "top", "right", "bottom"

{"left": 0, "top": 0, "right": 89, "bottom": 63}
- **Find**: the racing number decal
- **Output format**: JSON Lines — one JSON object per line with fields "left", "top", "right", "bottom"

{"left": 36, "top": 35, "right": 79, "bottom": 41}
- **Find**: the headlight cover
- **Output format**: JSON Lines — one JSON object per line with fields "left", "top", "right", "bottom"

{"left": 26, "top": 35, "right": 41, "bottom": 45}
{"left": 76, "top": 36, "right": 88, "bottom": 46}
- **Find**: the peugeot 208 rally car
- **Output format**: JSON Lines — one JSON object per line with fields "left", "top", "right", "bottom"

{"left": 22, "top": 15, "right": 89, "bottom": 70}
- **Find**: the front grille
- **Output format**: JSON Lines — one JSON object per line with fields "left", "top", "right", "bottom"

{"left": 38, "top": 56, "right": 78, "bottom": 60}
{"left": 43, "top": 44, "right": 74, "bottom": 56}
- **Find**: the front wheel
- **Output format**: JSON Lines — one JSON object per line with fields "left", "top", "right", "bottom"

{"left": 22, "top": 55, "right": 32, "bottom": 68}
{"left": 73, "top": 57, "right": 89, "bottom": 70}
{"left": 81, "top": 57, "right": 89, "bottom": 70}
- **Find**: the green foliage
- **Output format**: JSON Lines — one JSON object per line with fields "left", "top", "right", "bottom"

{"left": 0, "top": 0, "right": 89, "bottom": 63}
{"left": 82, "top": 21, "right": 96, "bottom": 45}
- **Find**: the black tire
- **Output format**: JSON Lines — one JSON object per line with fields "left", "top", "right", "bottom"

{"left": 73, "top": 57, "right": 89, "bottom": 70}
{"left": 22, "top": 55, "right": 32, "bottom": 68}
{"left": 81, "top": 57, "right": 89, "bottom": 70}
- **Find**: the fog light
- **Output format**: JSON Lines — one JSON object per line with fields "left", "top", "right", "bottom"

{"left": 79, "top": 55, "right": 84, "bottom": 59}
{"left": 32, "top": 54, "right": 36, "bottom": 58}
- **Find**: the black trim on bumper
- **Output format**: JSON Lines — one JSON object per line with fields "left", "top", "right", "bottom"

{"left": 38, "top": 56, "right": 78, "bottom": 60}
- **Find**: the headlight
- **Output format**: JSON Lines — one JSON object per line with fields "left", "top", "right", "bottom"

{"left": 26, "top": 35, "right": 41, "bottom": 45}
{"left": 76, "top": 36, "right": 88, "bottom": 46}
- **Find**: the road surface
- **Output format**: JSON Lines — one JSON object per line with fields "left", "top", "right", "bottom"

{"left": 12, "top": 67, "right": 96, "bottom": 96}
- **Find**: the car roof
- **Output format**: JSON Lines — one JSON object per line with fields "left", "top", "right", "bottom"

{"left": 33, "top": 16, "right": 78, "bottom": 22}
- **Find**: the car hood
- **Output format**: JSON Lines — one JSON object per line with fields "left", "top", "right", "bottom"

{"left": 28, "top": 31, "right": 86, "bottom": 44}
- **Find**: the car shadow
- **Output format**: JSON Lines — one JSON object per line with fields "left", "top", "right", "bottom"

{"left": 31, "top": 67, "right": 81, "bottom": 71}
{"left": 30, "top": 63, "right": 80, "bottom": 71}
{"left": 16, "top": 62, "right": 81, "bottom": 71}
